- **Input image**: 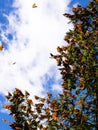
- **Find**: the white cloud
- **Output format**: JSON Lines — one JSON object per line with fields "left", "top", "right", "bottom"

{"left": 0, "top": 0, "right": 72, "bottom": 98}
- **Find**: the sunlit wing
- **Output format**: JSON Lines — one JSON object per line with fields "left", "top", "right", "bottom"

{"left": 0, "top": 44, "right": 4, "bottom": 51}
{"left": 32, "top": 3, "right": 37, "bottom": 8}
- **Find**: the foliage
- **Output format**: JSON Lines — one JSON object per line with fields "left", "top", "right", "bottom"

{"left": 4, "top": 0, "right": 98, "bottom": 129}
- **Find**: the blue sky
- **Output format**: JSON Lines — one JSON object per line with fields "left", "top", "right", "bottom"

{"left": 0, "top": 0, "right": 89, "bottom": 129}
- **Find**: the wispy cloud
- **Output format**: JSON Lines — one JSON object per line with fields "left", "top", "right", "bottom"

{"left": 0, "top": 0, "right": 72, "bottom": 97}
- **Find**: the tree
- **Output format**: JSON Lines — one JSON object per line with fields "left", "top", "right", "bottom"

{"left": 4, "top": 0, "right": 98, "bottom": 129}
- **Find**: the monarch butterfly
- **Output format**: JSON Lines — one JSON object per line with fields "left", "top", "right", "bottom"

{"left": 32, "top": 3, "right": 37, "bottom": 8}
{"left": 27, "top": 99, "right": 33, "bottom": 105}
{"left": 0, "top": 44, "right": 4, "bottom": 51}
{"left": 15, "top": 127, "right": 21, "bottom": 130}
{"left": 52, "top": 113, "right": 59, "bottom": 121}
{"left": 39, "top": 97, "right": 45, "bottom": 102}
{"left": 3, "top": 104, "right": 10, "bottom": 109}
{"left": 2, "top": 119, "right": 8, "bottom": 123}
{"left": 45, "top": 108, "right": 50, "bottom": 113}
{"left": 35, "top": 95, "right": 39, "bottom": 100}
{"left": 47, "top": 93, "right": 52, "bottom": 98}
{"left": 12, "top": 62, "right": 16, "bottom": 65}
{"left": 25, "top": 90, "right": 30, "bottom": 96}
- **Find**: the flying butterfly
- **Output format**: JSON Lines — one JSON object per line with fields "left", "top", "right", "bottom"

{"left": 32, "top": 3, "right": 37, "bottom": 8}
{"left": 12, "top": 62, "right": 16, "bottom": 65}
{"left": 2, "top": 119, "right": 8, "bottom": 123}
{"left": 0, "top": 44, "right": 4, "bottom": 51}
